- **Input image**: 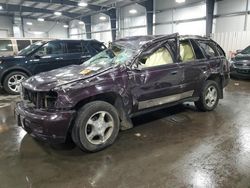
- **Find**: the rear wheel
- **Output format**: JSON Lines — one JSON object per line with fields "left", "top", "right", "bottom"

{"left": 72, "top": 101, "right": 120, "bottom": 152}
{"left": 3, "top": 71, "right": 28, "bottom": 95}
{"left": 195, "top": 80, "right": 220, "bottom": 111}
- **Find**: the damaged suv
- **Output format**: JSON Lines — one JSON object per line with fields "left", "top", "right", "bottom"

{"left": 15, "top": 34, "right": 230, "bottom": 152}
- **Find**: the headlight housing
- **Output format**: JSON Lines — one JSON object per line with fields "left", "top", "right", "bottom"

{"left": 44, "top": 91, "right": 58, "bottom": 109}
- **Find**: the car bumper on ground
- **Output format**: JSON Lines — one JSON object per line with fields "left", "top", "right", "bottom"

{"left": 15, "top": 102, "right": 76, "bottom": 144}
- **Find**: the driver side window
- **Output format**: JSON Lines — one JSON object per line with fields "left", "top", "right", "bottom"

{"left": 140, "top": 47, "right": 173, "bottom": 68}
{"left": 35, "top": 42, "right": 64, "bottom": 56}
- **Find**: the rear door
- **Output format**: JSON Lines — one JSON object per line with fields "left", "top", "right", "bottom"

{"left": 178, "top": 39, "right": 208, "bottom": 95}
{"left": 64, "top": 40, "right": 91, "bottom": 65}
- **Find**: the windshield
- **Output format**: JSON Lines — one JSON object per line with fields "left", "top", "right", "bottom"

{"left": 18, "top": 41, "right": 46, "bottom": 56}
{"left": 84, "top": 45, "right": 134, "bottom": 68}
{"left": 241, "top": 46, "right": 250, "bottom": 54}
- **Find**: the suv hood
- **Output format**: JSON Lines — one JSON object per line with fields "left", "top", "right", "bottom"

{"left": 22, "top": 64, "right": 111, "bottom": 91}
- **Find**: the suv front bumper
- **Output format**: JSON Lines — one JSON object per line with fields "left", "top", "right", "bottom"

{"left": 15, "top": 102, "right": 76, "bottom": 144}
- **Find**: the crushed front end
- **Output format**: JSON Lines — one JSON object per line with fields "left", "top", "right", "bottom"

{"left": 15, "top": 86, "right": 76, "bottom": 144}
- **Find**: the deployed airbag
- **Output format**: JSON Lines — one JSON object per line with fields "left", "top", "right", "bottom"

{"left": 144, "top": 47, "right": 173, "bottom": 67}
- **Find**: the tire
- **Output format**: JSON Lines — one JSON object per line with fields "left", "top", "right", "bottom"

{"left": 3, "top": 71, "right": 28, "bottom": 95}
{"left": 195, "top": 80, "right": 220, "bottom": 111}
{"left": 72, "top": 101, "right": 120, "bottom": 152}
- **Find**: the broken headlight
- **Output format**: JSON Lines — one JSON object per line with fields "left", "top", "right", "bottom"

{"left": 44, "top": 91, "right": 58, "bottom": 109}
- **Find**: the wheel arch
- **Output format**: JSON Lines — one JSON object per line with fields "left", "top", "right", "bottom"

{"left": 73, "top": 92, "right": 133, "bottom": 131}
{"left": 206, "top": 73, "right": 223, "bottom": 99}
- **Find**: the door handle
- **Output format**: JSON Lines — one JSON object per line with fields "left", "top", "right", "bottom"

{"left": 171, "top": 71, "right": 178, "bottom": 75}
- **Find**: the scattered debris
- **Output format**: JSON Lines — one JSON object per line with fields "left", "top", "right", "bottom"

{"left": 234, "top": 82, "right": 240, "bottom": 86}
{"left": 134, "top": 133, "right": 141, "bottom": 137}
{"left": 167, "top": 114, "right": 191, "bottom": 124}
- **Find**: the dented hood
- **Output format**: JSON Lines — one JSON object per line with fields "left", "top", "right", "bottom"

{"left": 22, "top": 64, "right": 110, "bottom": 91}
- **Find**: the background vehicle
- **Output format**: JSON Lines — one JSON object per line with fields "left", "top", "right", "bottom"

{"left": 0, "top": 39, "right": 106, "bottom": 94}
{"left": 0, "top": 38, "right": 50, "bottom": 57}
{"left": 230, "top": 45, "right": 250, "bottom": 79}
{"left": 15, "top": 34, "right": 230, "bottom": 152}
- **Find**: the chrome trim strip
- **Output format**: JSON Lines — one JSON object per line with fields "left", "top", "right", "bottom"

{"left": 138, "top": 90, "right": 194, "bottom": 110}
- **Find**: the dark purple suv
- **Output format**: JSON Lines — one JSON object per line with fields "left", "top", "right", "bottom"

{"left": 15, "top": 34, "right": 230, "bottom": 152}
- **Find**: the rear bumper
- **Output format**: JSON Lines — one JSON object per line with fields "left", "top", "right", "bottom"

{"left": 15, "top": 102, "right": 76, "bottom": 144}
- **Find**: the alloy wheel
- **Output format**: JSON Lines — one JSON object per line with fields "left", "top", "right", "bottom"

{"left": 205, "top": 86, "right": 218, "bottom": 108}
{"left": 7, "top": 74, "right": 26, "bottom": 93}
{"left": 85, "top": 111, "right": 114, "bottom": 145}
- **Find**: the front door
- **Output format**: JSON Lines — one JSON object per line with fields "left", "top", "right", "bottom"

{"left": 28, "top": 41, "right": 67, "bottom": 74}
{"left": 129, "top": 43, "right": 184, "bottom": 110}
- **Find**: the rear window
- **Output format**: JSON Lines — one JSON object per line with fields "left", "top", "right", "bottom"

{"left": 198, "top": 41, "right": 219, "bottom": 58}
{"left": 212, "top": 42, "right": 225, "bottom": 56}
{"left": 0, "top": 40, "right": 13, "bottom": 52}
{"left": 67, "top": 41, "right": 82, "bottom": 53}
{"left": 17, "top": 40, "right": 31, "bottom": 51}
{"left": 91, "top": 42, "right": 106, "bottom": 53}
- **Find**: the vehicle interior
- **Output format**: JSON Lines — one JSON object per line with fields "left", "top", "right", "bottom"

{"left": 138, "top": 40, "right": 197, "bottom": 68}
{"left": 180, "top": 41, "right": 195, "bottom": 62}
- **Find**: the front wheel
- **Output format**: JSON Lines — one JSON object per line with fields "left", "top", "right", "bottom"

{"left": 72, "top": 101, "right": 120, "bottom": 152}
{"left": 195, "top": 80, "right": 220, "bottom": 111}
{"left": 3, "top": 71, "right": 28, "bottom": 95}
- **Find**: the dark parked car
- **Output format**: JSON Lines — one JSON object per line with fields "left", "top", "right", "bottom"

{"left": 0, "top": 39, "right": 106, "bottom": 94}
{"left": 15, "top": 34, "right": 230, "bottom": 152}
{"left": 230, "top": 45, "right": 250, "bottom": 78}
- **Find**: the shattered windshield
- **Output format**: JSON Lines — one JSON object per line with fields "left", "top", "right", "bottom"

{"left": 18, "top": 41, "right": 46, "bottom": 56}
{"left": 84, "top": 45, "right": 135, "bottom": 67}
